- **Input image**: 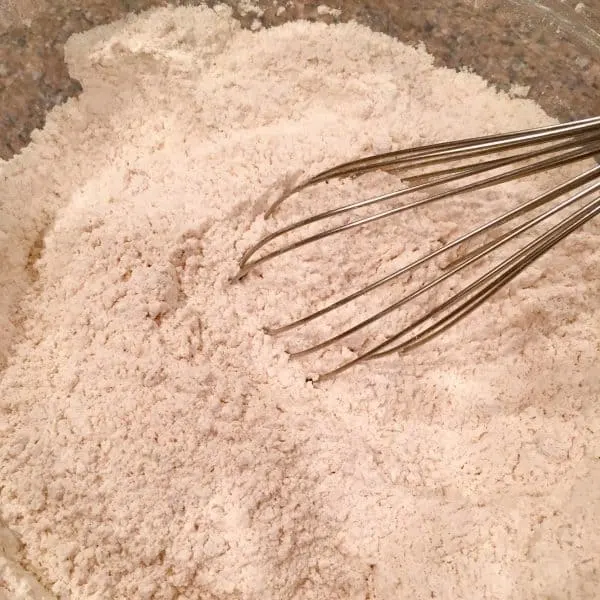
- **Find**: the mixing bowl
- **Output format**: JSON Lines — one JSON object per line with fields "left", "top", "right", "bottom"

{"left": 1, "top": 1, "right": 600, "bottom": 598}
{"left": 1, "top": 0, "right": 600, "bottom": 161}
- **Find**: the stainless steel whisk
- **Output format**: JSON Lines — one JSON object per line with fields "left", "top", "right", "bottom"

{"left": 236, "top": 116, "right": 600, "bottom": 380}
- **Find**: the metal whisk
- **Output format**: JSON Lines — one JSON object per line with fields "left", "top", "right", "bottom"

{"left": 236, "top": 116, "right": 600, "bottom": 380}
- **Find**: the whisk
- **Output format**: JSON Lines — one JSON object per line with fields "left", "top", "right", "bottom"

{"left": 235, "top": 116, "right": 600, "bottom": 380}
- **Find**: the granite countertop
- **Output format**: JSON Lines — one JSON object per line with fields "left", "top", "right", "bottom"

{"left": 2, "top": 0, "right": 600, "bottom": 161}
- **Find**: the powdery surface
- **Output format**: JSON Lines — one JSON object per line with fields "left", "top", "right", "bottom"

{"left": 1, "top": 5, "right": 599, "bottom": 599}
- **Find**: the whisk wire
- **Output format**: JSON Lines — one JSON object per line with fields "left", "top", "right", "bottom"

{"left": 370, "top": 194, "right": 600, "bottom": 357}
{"left": 237, "top": 116, "right": 600, "bottom": 378}
{"left": 321, "top": 194, "right": 600, "bottom": 380}
{"left": 237, "top": 136, "right": 600, "bottom": 278}
{"left": 264, "top": 115, "right": 600, "bottom": 216}
{"left": 267, "top": 164, "right": 600, "bottom": 337}
{"left": 288, "top": 174, "right": 600, "bottom": 360}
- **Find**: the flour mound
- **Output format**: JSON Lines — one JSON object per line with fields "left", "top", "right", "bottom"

{"left": 1, "top": 5, "right": 599, "bottom": 600}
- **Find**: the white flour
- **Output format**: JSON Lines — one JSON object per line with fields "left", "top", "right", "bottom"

{"left": 1, "top": 5, "right": 599, "bottom": 599}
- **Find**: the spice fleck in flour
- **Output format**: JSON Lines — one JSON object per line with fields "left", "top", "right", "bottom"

{"left": 1, "top": 5, "right": 599, "bottom": 599}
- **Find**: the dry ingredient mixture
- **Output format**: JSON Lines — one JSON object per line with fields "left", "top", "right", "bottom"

{"left": 1, "top": 5, "right": 599, "bottom": 599}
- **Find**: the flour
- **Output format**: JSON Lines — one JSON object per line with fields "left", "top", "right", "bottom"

{"left": 316, "top": 5, "right": 341, "bottom": 18}
{"left": 1, "top": 5, "right": 599, "bottom": 600}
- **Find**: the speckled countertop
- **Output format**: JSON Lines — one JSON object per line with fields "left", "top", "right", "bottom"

{"left": 1, "top": 0, "right": 600, "bottom": 161}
